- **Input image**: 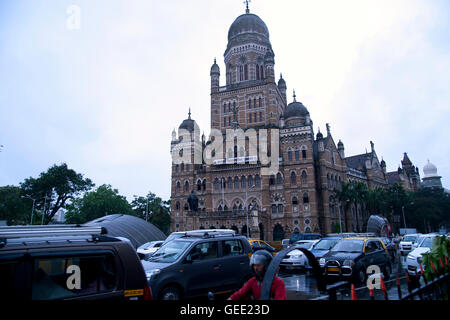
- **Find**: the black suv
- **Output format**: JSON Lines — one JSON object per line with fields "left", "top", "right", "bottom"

{"left": 0, "top": 225, "right": 151, "bottom": 300}
{"left": 141, "top": 230, "right": 253, "bottom": 300}
{"left": 319, "top": 237, "right": 392, "bottom": 284}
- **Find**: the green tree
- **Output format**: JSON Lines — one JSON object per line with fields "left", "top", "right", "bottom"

{"left": 65, "top": 184, "right": 132, "bottom": 224}
{"left": 20, "top": 163, "right": 94, "bottom": 224}
{"left": 0, "top": 186, "right": 31, "bottom": 225}
{"left": 131, "top": 193, "right": 171, "bottom": 235}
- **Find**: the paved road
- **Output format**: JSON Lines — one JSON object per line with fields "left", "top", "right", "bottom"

{"left": 279, "top": 254, "right": 417, "bottom": 300}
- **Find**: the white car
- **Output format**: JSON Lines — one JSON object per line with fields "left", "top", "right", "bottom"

{"left": 280, "top": 240, "right": 319, "bottom": 270}
{"left": 399, "top": 234, "right": 421, "bottom": 256}
{"left": 137, "top": 241, "right": 164, "bottom": 256}
{"left": 406, "top": 235, "right": 436, "bottom": 276}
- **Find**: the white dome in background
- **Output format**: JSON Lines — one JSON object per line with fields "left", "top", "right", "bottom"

{"left": 423, "top": 160, "right": 439, "bottom": 178}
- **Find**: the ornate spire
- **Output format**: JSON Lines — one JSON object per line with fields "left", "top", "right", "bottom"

{"left": 326, "top": 123, "right": 331, "bottom": 136}
{"left": 188, "top": 108, "right": 191, "bottom": 119}
{"left": 293, "top": 90, "right": 297, "bottom": 102}
{"left": 244, "top": 0, "right": 251, "bottom": 14}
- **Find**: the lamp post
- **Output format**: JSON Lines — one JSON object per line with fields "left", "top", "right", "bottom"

{"left": 401, "top": 202, "right": 414, "bottom": 229}
{"left": 21, "top": 195, "right": 37, "bottom": 225}
{"left": 245, "top": 184, "right": 256, "bottom": 238}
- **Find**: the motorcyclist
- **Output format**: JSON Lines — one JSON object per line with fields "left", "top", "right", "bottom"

{"left": 229, "top": 249, "right": 286, "bottom": 300}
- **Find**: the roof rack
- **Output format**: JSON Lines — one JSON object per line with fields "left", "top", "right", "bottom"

{"left": 0, "top": 224, "right": 107, "bottom": 239}
{"left": 181, "top": 230, "right": 237, "bottom": 239}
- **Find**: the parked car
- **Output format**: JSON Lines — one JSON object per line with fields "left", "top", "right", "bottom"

{"left": 0, "top": 225, "right": 152, "bottom": 300}
{"left": 137, "top": 241, "right": 164, "bottom": 257}
{"left": 406, "top": 235, "right": 438, "bottom": 277}
{"left": 281, "top": 239, "right": 290, "bottom": 249}
{"left": 141, "top": 230, "right": 253, "bottom": 300}
{"left": 319, "top": 237, "right": 392, "bottom": 284}
{"left": 412, "top": 234, "right": 428, "bottom": 250}
{"left": 248, "top": 239, "right": 277, "bottom": 255}
{"left": 399, "top": 234, "right": 422, "bottom": 256}
{"left": 380, "top": 237, "right": 398, "bottom": 263}
{"left": 305, "top": 236, "right": 346, "bottom": 270}
{"left": 280, "top": 240, "right": 319, "bottom": 271}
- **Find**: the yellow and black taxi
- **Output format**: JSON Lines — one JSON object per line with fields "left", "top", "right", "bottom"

{"left": 319, "top": 237, "right": 392, "bottom": 284}
{"left": 248, "top": 239, "right": 277, "bottom": 256}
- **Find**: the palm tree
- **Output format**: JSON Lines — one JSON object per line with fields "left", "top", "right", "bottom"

{"left": 334, "top": 182, "right": 355, "bottom": 232}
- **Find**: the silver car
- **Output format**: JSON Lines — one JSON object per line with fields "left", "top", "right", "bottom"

{"left": 280, "top": 240, "right": 319, "bottom": 270}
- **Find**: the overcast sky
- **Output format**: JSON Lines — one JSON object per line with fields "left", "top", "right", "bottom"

{"left": 1, "top": 0, "right": 449, "bottom": 201}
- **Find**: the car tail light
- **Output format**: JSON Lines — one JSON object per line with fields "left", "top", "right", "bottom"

{"left": 144, "top": 285, "right": 153, "bottom": 300}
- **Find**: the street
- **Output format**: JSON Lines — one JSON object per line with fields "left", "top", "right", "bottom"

{"left": 279, "top": 254, "right": 415, "bottom": 300}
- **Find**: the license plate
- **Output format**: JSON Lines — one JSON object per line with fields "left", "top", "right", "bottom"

{"left": 328, "top": 267, "right": 340, "bottom": 272}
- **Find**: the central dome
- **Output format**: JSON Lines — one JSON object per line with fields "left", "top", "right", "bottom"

{"left": 226, "top": 13, "right": 271, "bottom": 53}
{"left": 284, "top": 101, "right": 309, "bottom": 119}
{"left": 228, "top": 13, "right": 270, "bottom": 41}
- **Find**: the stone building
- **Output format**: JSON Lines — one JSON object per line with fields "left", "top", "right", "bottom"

{"left": 169, "top": 8, "right": 389, "bottom": 240}
{"left": 387, "top": 153, "right": 421, "bottom": 192}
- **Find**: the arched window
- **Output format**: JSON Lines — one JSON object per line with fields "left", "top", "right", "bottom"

{"left": 176, "top": 181, "right": 181, "bottom": 192}
{"left": 288, "top": 151, "right": 293, "bottom": 161}
{"left": 175, "top": 164, "right": 179, "bottom": 172}
{"left": 301, "top": 171, "right": 307, "bottom": 183}
{"left": 239, "top": 65, "right": 243, "bottom": 81}
{"left": 290, "top": 171, "right": 297, "bottom": 184}
{"left": 184, "top": 203, "right": 189, "bottom": 210}
{"left": 295, "top": 150, "right": 300, "bottom": 160}
{"left": 256, "top": 65, "right": 260, "bottom": 80}
{"left": 259, "top": 97, "right": 262, "bottom": 108}
{"left": 197, "top": 180, "right": 202, "bottom": 191}
{"left": 214, "top": 178, "right": 219, "bottom": 190}
{"left": 248, "top": 175, "right": 253, "bottom": 187}
{"left": 181, "top": 163, "right": 184, "bottom": 171}
{"left": 234, "top": 176, "right": 239, "bottom": 189}
{"left": 218, "top": 205, "right": 223, "bottom": 212}
{"left": 271, "top": 204, "right": 277, "bottom": 214}
{"left": 248, "top": 98, "right": 251, "bottom": 109}
{"left": 255, "top": 175, "right": 261, "bottom": 186}
{"left": 221, "top": 178, "right": 226, "bottom": 190}
{"left": 239, "top": 204, "right": 243, "bottom": 212}
{"left": 202, "top": 179, "right": 206, "bottom": 191}
{"left": 292, "top": 196, "right": 298, "bottom": 205}
{"left": 260, "top": 65, "right": 264, "bottom": 79}
{"left": 227, "top": 177, "right": 233, "bottom": 189}
{"left": 228, "top": 102, "right": 231, "bottom": 113}
{"left": 302, "top": 149, "right": 307, "bottom": 159}
{"left": 244, "top": 64, "right": 248, "bottom": 80}
{"left": 233, "top": 204, "right": 238, "bottom": 212}
{"left": 175, "top": 201, "right": 180, "bottom": 210}
{"left": 186, "top": 163, "right": 190, "bottom": 171}
{"left": 259, "top": 112, "right": 262, "bottom": 122}
{"left": 184, "top": 181, "right": 189, "bottom": 192}
{"left": 273, "top": 224, "right": 284, "bottom": 241}
{"left": 269, "top": 175, "right": 275, "bottom": 185}
{"left": 249, "top": 113, "right": 252, "bottom": 123}
{"left": 241, "top": 176, "right": 246, "bottom": 188}
{"left": 224, "top": 205, "right": 228, "bottom": 212}
{"left": 278, "top": 204, "right": 283, "bottom": 213}
{"left": 223, "top": 103, "right": 226, "bottom": 113}
{"left": 303, "top": 193, "right": 309, "bottom": 204}
{"left": 276, "top": 172, "right": 283, "bottom": 184}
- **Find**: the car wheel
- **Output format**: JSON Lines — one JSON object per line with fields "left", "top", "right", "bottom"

{"left": 384, "top": 264, "right": 391, "bottom": 281}
{"left": 160, "top": 286, "right": 181, "bottom": 300}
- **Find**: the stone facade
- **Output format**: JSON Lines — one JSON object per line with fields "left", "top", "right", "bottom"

{"left": 169, "top": 9, "right": 389, "bottom": 240}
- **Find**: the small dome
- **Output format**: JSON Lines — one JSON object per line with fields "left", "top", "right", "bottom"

{"left": 284, "top": 101, "right": 309, "bottom": 119}
{"left": 423, "top": 160, "right": 439, "bottom": 178}
{"left": 278, "top": 74, "right": 286, "bottom": 88}
{"left": 337, "top": 140, "right": 344, "bottom": 147}
{"left": 178, "top": 110, "right": 198, "bottom": 133}
{"left": 210, "top": 59, "right": 220, "bottom": 76}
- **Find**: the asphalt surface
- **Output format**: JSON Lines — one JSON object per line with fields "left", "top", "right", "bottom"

{"left": 279, "top": 254, "right": 418, "bottom": 300}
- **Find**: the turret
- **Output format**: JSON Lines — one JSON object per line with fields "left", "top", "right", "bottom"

{"left": 264, "top": 49, "right": 275, "bottom": 82}
{"left": 210, "top": 58, "right": 220, "bottom": 93}
{"left": 337, "top": 140, "right": 345, "bottom": 159}
{"left": 277, "top": 73, "right": 287, "bottom": 103}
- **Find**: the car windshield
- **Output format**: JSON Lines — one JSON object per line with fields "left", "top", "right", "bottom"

{"left": 139, "top": 242, "right": 154, "bottom": 250}
{"left": 420, "top": 237, "right": 435, "bottom": 248}
{"left": 331, "top": 240, "right": 364, "bottom": 253}
{"left": 296, "top": 242, "right": 314, "bottom": 249}
{"left": 146, "top": 240, "right": 191, "bottom": 263}
{"left": 314, "top": 239, "right": 339, "bottom": 250}
{"left": 403, "top": 235, "right": 417, "bottom": 242}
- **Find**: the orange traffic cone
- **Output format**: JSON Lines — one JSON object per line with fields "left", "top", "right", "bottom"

{"left": 380, "top": 275, "right": 389, "bottom": 300}
{"left": 351, "top": 284, "right": 357, "bottom": 300}
{"left": 368, "top": 287, "right": 375, "bottom": 300}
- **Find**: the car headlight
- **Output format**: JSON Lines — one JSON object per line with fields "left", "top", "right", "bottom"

{"left": 407, "top": 254, "right": 414, "bottom": 260}
{"left": 319, "top": 258, "right": 326, "bottom": 266}
{"left": 343, "top": 260, "right": 355, "bottom": 267}
{"left": 146, "top": 268, "right": 161, "bottom": 281}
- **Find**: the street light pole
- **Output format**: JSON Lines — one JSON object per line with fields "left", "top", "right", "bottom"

{"left": 401, "top": 206, "right": 407, "bottom": 229}
{"left": 245, "top": 184, "right": 256, "bottom": 238}
{"left": 22, "top": 195, "right": 37, "bottom": 225}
